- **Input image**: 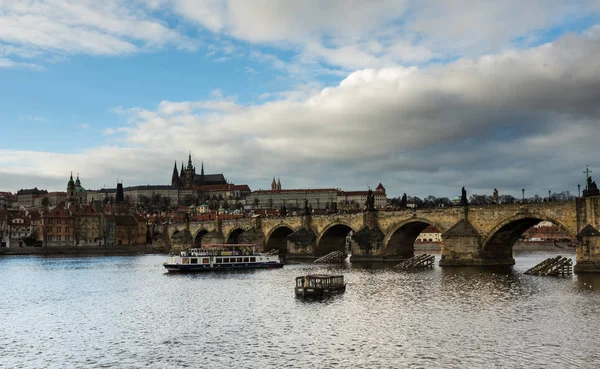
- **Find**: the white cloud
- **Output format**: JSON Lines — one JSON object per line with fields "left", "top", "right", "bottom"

{"left": 0, "top": 0, "right": 196, "bottom": 66}
{"left": 4, "top": 30, "right": 596, "bottom": 197}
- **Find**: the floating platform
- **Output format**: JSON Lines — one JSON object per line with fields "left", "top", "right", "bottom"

{"left": 394, "top": 254, "right": 435, "bottom": 269}
{"left": 524, "top": 255, "right": 572, "bottom": 276}
{"left": 313, "top": 251, "right": 346, "bottom": 264}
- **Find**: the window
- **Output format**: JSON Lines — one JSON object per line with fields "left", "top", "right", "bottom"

{"left": 243, "top": 257, "right": 249, "bottom": 263}
{"left": 223, "top": 258, "right": 229, "bottom": 263}
{"left": 57, "top": 227, "right": 62, "bottom": 232}
{"left": 58, "top": 219, "right": 62, "bottom": 224}
{"left": 191, "top": 258, "right": 198, "bottom": 264}
{"left": 202, "top": 258, "right": 210, "bottom": 264}
{"left": 66, "top": 227, "right": 70, "bottom": 233}
{"left": 250, "top": 257, "right": 256, "bottom": 262}
{"left": 66, "top": 219, "right": 70, "bottom": 224}
{"left": 216, "top": 258, "right": 222, "bottom": 263}
{"left": 237, "top": 257, "right": 243, "bottom": 262}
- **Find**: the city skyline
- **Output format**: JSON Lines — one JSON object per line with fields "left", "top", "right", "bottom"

{"left": 1, "top": 1, "right": 599, "bottom": 198}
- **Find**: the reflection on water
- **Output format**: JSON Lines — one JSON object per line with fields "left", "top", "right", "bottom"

{"left": 1, "top": 250, "right": 600, "bottom": 368}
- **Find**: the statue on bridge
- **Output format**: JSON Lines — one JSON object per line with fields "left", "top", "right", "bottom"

{"left": 303, "top": 199, "right": 311, "bottom": 215}
{"left": 399, "top": 193, "right": 408, "bottom": 209}
{"left": 461, "top": 186, "right": 469, "bottom": 207}
{"left": 493, "top": 188, "right": 499, "bottom": 204}
{"left": 280, "top": 205, "right": 287, "bottom": 216}
{"left": 365, "top": 188, "right": 376, "bottom": 211}
{"left": 584, "top": 176, "right": 600, "bottom": 197}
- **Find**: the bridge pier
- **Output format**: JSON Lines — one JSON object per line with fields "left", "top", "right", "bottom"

{"left": 574, "top": 225, "right": 600, "bottom": 273}
{"left": 439, "top": 219, "right": 515, "bottom": 266}
{"left": 351, "top": 210, "right": 388, "bottom": 261}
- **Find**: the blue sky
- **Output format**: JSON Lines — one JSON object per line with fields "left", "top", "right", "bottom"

{"left": 1, "top": 1, "right": 599, "bottom": 198}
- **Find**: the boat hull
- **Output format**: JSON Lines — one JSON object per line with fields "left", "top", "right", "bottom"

{"left": 295, "top": 285, "right": 346, "bottom": 297}
{"left": 164, "top": 262, "right": 284, "bottom": 273}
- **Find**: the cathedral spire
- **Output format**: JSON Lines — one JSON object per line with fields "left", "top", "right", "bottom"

{"left": 201, "top": 161, "right": 204, "bottom": 176}
{"left": 172, "top": 161, "right": 180, "bottom": 187}
{"left": 187, "top": 151, "right": 193, "bottom": 170}
{"left": 271, "top": 177, "right": 277, "bottom": 191}
{"left": 277, "top": 178, "right": 281, "bottom": 191}
{"left": 180, "top": 162, "right": 184, "bottom": 176}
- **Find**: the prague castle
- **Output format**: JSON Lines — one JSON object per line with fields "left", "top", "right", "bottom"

{"left": 171, "top": 153, "right": 227, "bottom": 188}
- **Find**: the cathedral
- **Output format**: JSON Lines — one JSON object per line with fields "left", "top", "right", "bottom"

{"left": 171, "top": 153, "right": 227, "bottom": 188}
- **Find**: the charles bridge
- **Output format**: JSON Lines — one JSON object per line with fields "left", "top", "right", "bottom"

{"left": 154, "top": 195, "right": 600, "bottom": 272}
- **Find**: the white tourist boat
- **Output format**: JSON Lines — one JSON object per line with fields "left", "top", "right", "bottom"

{"left": 163, "top": 243, "right": 283, "bottom": 272}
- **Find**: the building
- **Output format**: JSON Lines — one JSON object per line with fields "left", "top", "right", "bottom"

{"left": 337, "top": 183, "right": 387, "bottom": 210}
{"left": 0, "top": 192, "right": 16, "bottom": 209}
{"left": 248, "top": 179, "right": 338, "bottom": 212}
{"left": 171, "top": 153, "right": 227, "bottom": 188}
{"left": 115, "top": 214, "right": 146, "bottom": 245}
{"left": 416, "top": 225, "right": 442, "bottom": 242}
{"left": 73, "top": 204, "right": 101, "bottom": 246}
{"left": 17, "top": 188, "right": 48, "bottom": 208}
{"left": 41, "top": 203, "right": 74, "bottom": 247}
{"left": 67, "top": 173, "right": 87, "bottom": 205}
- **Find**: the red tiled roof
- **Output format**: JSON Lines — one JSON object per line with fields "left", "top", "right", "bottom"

{"left": 422, "top": 225, "right": 440, "bottom": 233}
{"left": 376, "top": 183, "right": 385, "bottom": 190}
{"left": 232, "top": 185, "right": 251, "bottom": 191}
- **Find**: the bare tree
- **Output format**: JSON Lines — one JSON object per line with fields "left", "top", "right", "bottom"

{"left": 73, "top": 216, "right": 86, "bottom": 246}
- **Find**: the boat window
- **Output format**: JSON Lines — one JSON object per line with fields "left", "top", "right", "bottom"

{"left": 250, "top": 257, "right": 256, "bottom": 262}
{"left": 216, "top": 258, "right": 222, "bottom": 263}
{"left": 202, "top": 258, "right": 210, "bottom": 264}
{"left": 237, "top": 257, "right": 243, "bottom": 262}
{"left": 243, "top": 257, "right": 249, "bottom": 262}
{"left": 223, "top": 258, "right": 229, "bottom": 263}
{"left": 191, "top": 258, "right": 198, "bottom": 264}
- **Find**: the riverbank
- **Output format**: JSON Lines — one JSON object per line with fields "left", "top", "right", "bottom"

{"left": 0, "top": 244, "right": 166, "bottom": 256}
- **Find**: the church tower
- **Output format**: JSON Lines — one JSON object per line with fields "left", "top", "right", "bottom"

{"left": 67, "top": 172, "right": 76, "bottom": 201}
{"left": 182, "top": 152, "right": 196, "bottom": 188}
{"left": 277, "top": 178, "right": 281, "bottom": 191}
{"left": 171, "top": 161, "right": 180, "bottom": 187}
{"left": 271, "top": 177, "right": 277, "bottom": 191}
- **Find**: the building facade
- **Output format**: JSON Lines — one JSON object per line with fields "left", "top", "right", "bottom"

{"left": 17, "top": 188, "right": 48, "bottom": 208}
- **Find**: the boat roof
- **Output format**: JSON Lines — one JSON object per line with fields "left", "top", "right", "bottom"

{"left": 195, "top": 244, "right": 258, "bottom": 248}
{"left": 297, "top": 274, "right": 344, "bottom": 279}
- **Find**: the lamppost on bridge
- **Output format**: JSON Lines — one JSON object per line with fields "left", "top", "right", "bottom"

{"left": 548, "top": 190, "right": 551, "bottom": 201}
{"left": 522, "top": 188, "right": 525, "bottom": 201}
{"left": 578, "top": 184, "right": 581, "bottom": 197}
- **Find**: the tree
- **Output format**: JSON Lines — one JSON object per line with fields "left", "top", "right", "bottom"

{"left": 41, "top": 197, "right": 50, "bottom": 207}
{"left": 158, "top": 196, "right": 171, "bottom": 211}
{"left": 183, "top": 194, "right": 196, "bottom": 206}
{"left": 101, "top": 215, "right": 112, "bottom": 246}
{"left": 138, "top": 195, "right": 150, "bottom": 208}
{"left": 73, "top": 216, "right": 86, "bottom": 246}
{"left": 498, "top": 194, "right": 516, "bottom": 204}
{"left": 124, "top": 215, "right": 138, "bottom": 246}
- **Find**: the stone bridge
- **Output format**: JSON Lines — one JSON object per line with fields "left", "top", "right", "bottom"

{"left": 155, "top": 196, "right": 600, "bottom": 272}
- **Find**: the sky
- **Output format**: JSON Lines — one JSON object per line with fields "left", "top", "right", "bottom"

{"left": 1, "top": 0, "right": 599, "bottom": 199}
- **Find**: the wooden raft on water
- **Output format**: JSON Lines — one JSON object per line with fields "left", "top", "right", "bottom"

{"left": 395, "top": 254, "right": 435, "bottom": 269}
{"left": 314, "top": 251, "right": 346, "bottom": 264}
{"left": 524, "top": 255, "right": 572, "bottom": 276}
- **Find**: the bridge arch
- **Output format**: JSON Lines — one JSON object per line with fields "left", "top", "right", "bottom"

{"left": 315, "top": 222, "right": 356, "bottom": 257}
{"left": 383, "top": 218, "right": 445, "bottom": 258}
{"left": 226, "top": 228, "right": 246, "bottom": 244}
{"left": 193, "top": 229, "right": 209, "bottom": 247}
{"left": 265, "top": 225, "right": 295, "bottom": 256}
{"left": 480, "top": 214, "right": 575, "bottom": 261}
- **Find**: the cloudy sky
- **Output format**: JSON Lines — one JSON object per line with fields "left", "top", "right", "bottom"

{"left": 1, "top": 1, "right": 599, "bottom": 198}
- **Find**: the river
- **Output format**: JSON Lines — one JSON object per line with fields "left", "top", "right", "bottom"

{"left": 1, "top": 250, "right": 600, "bottom": 368}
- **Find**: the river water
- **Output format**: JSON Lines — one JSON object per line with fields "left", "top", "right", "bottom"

{"left": 1, "top": 250, "right": 600, "bottom": 369}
